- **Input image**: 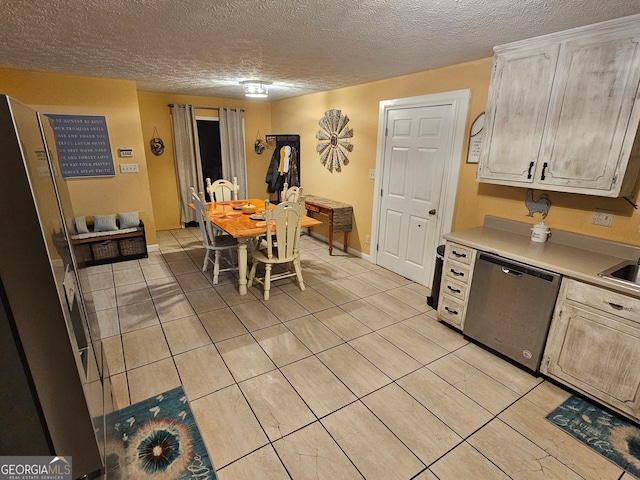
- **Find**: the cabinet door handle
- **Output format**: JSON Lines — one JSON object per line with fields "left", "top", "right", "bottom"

{"left": 452, "top": 250, "right": 467, "bottom": 258}
{"left": 447, "top": 285, "right": 461, "bottom": 294}
{"left": 608, "top": 302, "right": 624, "bottom": 310}
{"left": 527, "top": 161, "right": 534, "bottom": 179}
{"left": 540, "top": 162, "right": 548, "bottom": 180}
{"left": 450, "top": 269, "right": 464, "bottom": 277}
{"left": 444, "top": 306, "right": 459, "bottom": 315}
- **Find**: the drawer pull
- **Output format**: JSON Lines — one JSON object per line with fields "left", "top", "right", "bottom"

{"left": 447, "top": 285, "right": 461, "bottom": 294}
{"left": 452, "top": 250, "right": 467, "bottom": 258}
{"left": 444, "top": 306, "right": 459, "bottom": 315}
{"left": 450, "top": 269, "right": 464, "bottom": 277}
{"left": 608, "top": 302, "right": 624, "bottom": 310}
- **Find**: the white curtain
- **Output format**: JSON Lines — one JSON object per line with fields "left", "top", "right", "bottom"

{"left": 219, "top": 107, "right": 248, "bottom": 200}
{"left": 170, "top": 104, "right": 203, "bottom": 224}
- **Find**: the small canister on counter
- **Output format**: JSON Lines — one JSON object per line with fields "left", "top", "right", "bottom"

{"left": 531, "top": 221, "right": 551, "bottom": 243}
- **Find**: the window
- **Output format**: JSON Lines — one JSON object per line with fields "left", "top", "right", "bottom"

{"left": 196, "top": 118, "right": 222, "bottom": 201}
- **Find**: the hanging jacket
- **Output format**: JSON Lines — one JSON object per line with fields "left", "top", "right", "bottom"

{"left": 286, "top": 147, "right": 300, "bottom": 187}
{"left": 265, "top": 147, "right": 282, "bottom": 193}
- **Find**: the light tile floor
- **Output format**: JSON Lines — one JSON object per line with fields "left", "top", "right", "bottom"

{"left": 85, "top": 227, "right": 632, "bottom": 480}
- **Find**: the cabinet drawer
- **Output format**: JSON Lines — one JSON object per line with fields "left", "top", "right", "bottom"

{"left": 563, "top": 278, "right": 640, "bottom": 324}
{"left": 446, "top": 243, "right": 474, "bottom": 265}
{"left": 439, "top": 295, "right": 465, "bottom": 328}
{"left": 444, "top": 261, "right": 471, "bottom": 284}
{"left": 305, "top": 203, "right": 320, "bottom": 213}
{"left": 441, "top": 277, "right": 467, "bottom": 301}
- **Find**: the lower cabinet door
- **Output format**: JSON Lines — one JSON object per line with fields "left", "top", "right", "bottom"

{"left": 542, "top": 303, "right": 640, "bottom": 422}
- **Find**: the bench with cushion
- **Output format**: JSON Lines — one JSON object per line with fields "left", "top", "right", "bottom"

{"left": 70, "top": 212, "right": 148, "bottom": 266}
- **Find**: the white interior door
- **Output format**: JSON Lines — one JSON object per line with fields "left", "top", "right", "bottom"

{"left": 373, "top": 89, "right": 469, "bottom": 286}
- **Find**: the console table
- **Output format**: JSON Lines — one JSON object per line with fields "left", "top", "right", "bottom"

{"left": 304, "top": 196, "right": 353, "bottom": 255}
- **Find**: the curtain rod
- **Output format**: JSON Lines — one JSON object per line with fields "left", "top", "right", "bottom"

{"left": 167, "top": 103, "right": 244, "bottom": 112}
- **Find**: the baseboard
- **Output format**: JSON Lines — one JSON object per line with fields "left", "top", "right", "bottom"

{"left": 304, "top": 231, "right": 372, "bottom": 262}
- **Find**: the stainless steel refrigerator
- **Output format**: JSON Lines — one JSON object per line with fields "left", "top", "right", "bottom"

{"left": 0, "top": 95, "right": 108, "bottom": 478}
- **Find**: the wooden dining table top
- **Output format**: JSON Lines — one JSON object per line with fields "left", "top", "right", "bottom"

{"left": 203, "top": 198, "right": 322, "bottom": 238}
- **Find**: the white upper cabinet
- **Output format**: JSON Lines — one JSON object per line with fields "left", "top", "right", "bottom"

{"left": 477, "top": 15, "right": 640, "bottom": 197}
{"left": 477, "top": 45, "right": 559, "bottom": 184}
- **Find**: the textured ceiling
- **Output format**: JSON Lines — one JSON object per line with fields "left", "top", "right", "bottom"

{"left": 1, "top": 0, "right": 640, "bottom": 101}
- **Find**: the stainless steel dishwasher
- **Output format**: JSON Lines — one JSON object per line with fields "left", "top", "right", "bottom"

{"left": 463, "top": 251, "right": 562, "bottom": 372}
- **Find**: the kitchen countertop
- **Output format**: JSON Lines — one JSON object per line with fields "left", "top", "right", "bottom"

{"left": 444, "top": 216, "right": 640, "bottom": 299}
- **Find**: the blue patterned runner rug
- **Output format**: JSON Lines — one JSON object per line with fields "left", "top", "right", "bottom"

{"left": 546, "top": 395, "right": 640, "bottom": 478}
{"left": 96, "top": 386, "right": 216, "bottom": 479}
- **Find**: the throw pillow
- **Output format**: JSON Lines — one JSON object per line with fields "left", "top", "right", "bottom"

{"left": 75, "top": 216, "right": 89, "bottom": 234}
{"left": 93, "top": 214, "right": 118, "bottom": 232}
{"left": 118, "top": 211, "right": 140, "bottom": 229}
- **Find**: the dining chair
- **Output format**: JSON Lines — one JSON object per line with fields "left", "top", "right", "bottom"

{"left": 191, "top": 189, "right": 238, "bottom": 284}
{"left": 247, "top": 199, "right": 306, "bottom": 300}
{"left": 281, "top": 182, "right": 303, "bottom": 202}
{"left": 206, "top": 177, "right": 239, "bottom": 202}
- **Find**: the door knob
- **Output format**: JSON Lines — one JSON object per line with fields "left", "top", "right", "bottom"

{"left": 429, "top": 209, "right": 436, "bottom": 215}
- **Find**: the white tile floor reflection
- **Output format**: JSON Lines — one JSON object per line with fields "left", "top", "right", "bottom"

{"left": 86, "top": 227, "right": 628, "bottom": 480}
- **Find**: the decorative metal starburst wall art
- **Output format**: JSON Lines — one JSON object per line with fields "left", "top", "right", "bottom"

{"left": 316, "top": 109, "right": 353, "bottom": 172}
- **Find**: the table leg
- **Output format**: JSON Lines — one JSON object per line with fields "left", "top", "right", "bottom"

{"left": 237, "top": 237, "right": 249, "bottom": 295}
{"left": 328, "top": 213, "right": 334, "bottom": 256}
{"left": 343, "top": 232, "right": 348, "bottom": 252}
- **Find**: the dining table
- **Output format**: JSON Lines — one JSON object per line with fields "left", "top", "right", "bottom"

{"left": 201, "top": 198, "right": 322, "bottom": 295}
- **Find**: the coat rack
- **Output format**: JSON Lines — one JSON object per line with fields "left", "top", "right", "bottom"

{"left": 265, "top": 134, "right": 300, "bottom": 199}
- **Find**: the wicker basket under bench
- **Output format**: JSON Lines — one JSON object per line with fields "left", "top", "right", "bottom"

{"left": 72, "top": 221, "right": 148, "bottom": 267}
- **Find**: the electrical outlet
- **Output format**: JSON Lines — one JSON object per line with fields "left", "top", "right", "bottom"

{"left": 119, "top": 163, "right": 138, "bottom": 173}
{"left": 365, "top": 235, "right": 371, "bottom": 244}
{"left": 368, "top": 169, "right": 375, "bottom": 180}
{"left": 592, "top": 209, "right": 614, "bottom": 227}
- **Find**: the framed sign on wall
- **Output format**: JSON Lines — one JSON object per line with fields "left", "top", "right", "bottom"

{"left": 466, "top": 112, "right": 485, "bottom": 164}
{"left": 46, "top": 114, "right": 115, "bottom": 178}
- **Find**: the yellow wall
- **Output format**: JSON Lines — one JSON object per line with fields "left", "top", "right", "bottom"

{"left": 4, "top": 58, "right": 638, "bottom": 252}
{"left": 270, "top": 58, "right": 493, "bottom": 254}
{"left": 137, "top": 91, "right": 273, "bottom": 230}
{"left": 0, "top": 68, "right": 157, "bottom": 245}
{"left": 271, "top": 57, "right": 640, "bottom": 250}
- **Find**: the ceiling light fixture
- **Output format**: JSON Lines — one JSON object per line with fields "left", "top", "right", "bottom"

{"left": 240, "top": 80, "right": 271, "bottom": 98}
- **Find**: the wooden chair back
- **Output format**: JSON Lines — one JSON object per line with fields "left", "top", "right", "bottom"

{"left": 206, "top": 177, "right": 239, "bottom": 202}
{"left": 191, "top": 189, "right": 216, "bottom": 245}
{"left": 263, "top": 199, "right": 306, "bottom": 262}
{"left": 281, "top": 182, "right": 303, "bottom": 202}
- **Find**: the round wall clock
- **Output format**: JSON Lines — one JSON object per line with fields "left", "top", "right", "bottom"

{"left": 316, "top": 109, "right": 353, "bottom": 172}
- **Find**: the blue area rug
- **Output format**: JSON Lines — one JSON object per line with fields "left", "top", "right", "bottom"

{"left": 95, "top": 386, "right": 216, "bottom": 479}
{"left": 546, "top": 395, "right": 640, "bottom": 478}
